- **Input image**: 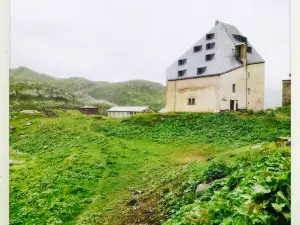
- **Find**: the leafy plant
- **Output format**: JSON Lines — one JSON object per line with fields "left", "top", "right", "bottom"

{"left": 202, "top": 161, "right": 230, "bottom": 183}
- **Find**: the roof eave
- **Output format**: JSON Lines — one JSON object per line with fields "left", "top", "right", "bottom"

{"left": 167, "top": 65, "right": 244, "bottom": 81}
{"left": 247, "top": 61, "right": 265, "bottom": 65}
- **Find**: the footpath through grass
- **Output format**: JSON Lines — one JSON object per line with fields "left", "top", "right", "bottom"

{"left": 9, "top": 109, "right": 290, "bottom": 225}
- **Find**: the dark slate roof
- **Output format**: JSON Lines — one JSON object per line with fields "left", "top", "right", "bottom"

{"left": 166, "top": 21, "right": 265, "bottom": 81}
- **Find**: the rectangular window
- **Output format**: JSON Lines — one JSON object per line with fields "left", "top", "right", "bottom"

{"left": 232, "top": 84, "right": 236, "bottom": 93}
{"left": 248, "top": 72, "right": 250, "bottom": 78}
{"left": 233, "top": 34, "right": 247, "bottom": 42}
{"left": 188, "top": 98, "right": 196, "bottom": 105}
{"left": 178, "top": 69, "right": 186, "bottom": 77}
{"left": 205, "top": 53, "right": 215, "bottom": 61}
{"left": 197, "top": 67, "right": 207, "bottom": 75}
{"left": 248, "top": 88, "right": 251, "bottom": 95}
{"left": 206, "top": 42, "right": 215, "bottom": 50}
{"left": 178, "top": 59, "right": 186, "bottom": 66}
{"left": 247, "top": 47, "right": 252, "bottom": 53}
{"left": 206, "top": 33, "right": 215, "bottom": 40}
{"left": 194, "top": 45, "right": 202, "bottom": 52}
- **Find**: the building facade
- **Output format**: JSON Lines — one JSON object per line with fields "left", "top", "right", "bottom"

{"left": 78, "top": 106, "right": 98, "bottom": 115}
{"left": 108, "top": 106, "right": 154, "bottom": 117}
{"left": 282, "top": 74, "right": 291, "bottom": 106}
{"left": 166, "top": 21, "right": 265, "bottom": 113}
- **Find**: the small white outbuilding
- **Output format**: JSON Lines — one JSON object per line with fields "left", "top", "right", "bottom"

{"left": 107, "top": 106, "right": 155, "bottom": 117}
{"left": 159, "top": 108, "right": 167, "bottom": 113}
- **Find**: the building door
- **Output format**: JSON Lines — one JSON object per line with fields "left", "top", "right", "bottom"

{"left": 230, "top": 100, "right": 235, "bottom": 110}
{"left": 236, "top": 101, "right": 238, "bottom": 111}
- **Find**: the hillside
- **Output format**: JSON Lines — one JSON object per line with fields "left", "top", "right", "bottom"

{"left": 9, "top": 108, "right": 290, "bottom": 225}
{"left": 9, "top": 66, "right": 165, "bottom": 110}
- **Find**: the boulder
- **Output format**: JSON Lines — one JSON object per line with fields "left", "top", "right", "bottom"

{"left": 252, "top": 144, "right": 262, "bottom": 149}
{"left": 276, "top": 137, "right": 291, "bottom": 147}
{"left": 206, "top": 156, "right": 214, "bottom": 161}
{"left": 9, "top": 126, "right": 16, "bottom": 132}
{"left": 26, "top": 122, "right": 32, "bottom": 126}
{"left": 195, "top": 183, "right": 211, "bottom": 197}
{"left": 127, "top": 198, "right": 138, "bottom": 206}
{"left": 131, "top": 189, "right": 144, "bottom": 195}
{"left": 20, "top": 110, "right": 40, "bottom": 114}
{"left": 9, "top": 160, "right": 14, "bottom": 165}
{"left": 19, "top": 135, "right": 27, "bottom": 139}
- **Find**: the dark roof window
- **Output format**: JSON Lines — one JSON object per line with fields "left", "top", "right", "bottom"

{"left": 178, "top": 59, "right": 187, "bottom": 66}
{"left": 197, "top": 67, "right": 207, "bottom": 75}
{"left": 233, "top": 34, "right": 247, "bottom": 43}
{"left": 206, "top": 42, "right": 215, "bottom": 50}
{"left": 178, "top": 69, "right": 186, "bottom": 77}
{"left": 206, "top": 33, "right": 215, "bottom": 40}
{"left": 194, "top": 45, "right": 202, "bottom": 52}
{"left": 235, "top": 45, "right": 242, "bottom": 57}
{"left": 247, "top": 47, "right": 252, "bottom": 54}
{"left": 205, "top": 53, "right": 215, "bottom": 61}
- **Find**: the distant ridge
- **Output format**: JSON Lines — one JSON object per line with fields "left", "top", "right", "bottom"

{"left": 10, "top": 66, "right": 165, "bottom": 110}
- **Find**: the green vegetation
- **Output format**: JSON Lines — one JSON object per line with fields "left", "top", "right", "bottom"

{"left": 10, "top": 66, "right": 165, "bottom": 110}
{"left": 163, "top": 145, "right": 290, "bottom": 225}
{"left": 94, "top": 112, "right": 290, "bottom": 148}
{"left": 9, "top": 108, "right": 290, "bottom": 225}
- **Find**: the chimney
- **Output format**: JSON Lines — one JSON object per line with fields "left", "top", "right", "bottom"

{"left": 215, "top": 20, "right": 219, "bottom": 25}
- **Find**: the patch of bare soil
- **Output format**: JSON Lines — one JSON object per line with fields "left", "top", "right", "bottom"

{"left": 181, "top": 155, "right": 206, "bottom": 164}
{"left": 118, "top": 192, "right": 166, "bottom": 225}
{"left": 116, "top": 171, "right": 188, "bottom": 225}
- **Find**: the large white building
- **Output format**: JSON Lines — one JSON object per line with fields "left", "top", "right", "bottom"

{"left": 166, "top": 20, "right": 265, "bottom": 113}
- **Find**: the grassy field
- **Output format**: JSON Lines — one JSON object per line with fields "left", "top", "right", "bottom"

{"left": 9, "top": 108, "right": 290, "bottom": 225}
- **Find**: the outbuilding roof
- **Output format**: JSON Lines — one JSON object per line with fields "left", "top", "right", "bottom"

{"left": 108, "top": 106, "right": 153, "bottom": 112}
{"left": 78, "top": 106, "right": 97, "bottom": 109}
{"left": 166, "top": 21, "right": 265, "bottom": 81}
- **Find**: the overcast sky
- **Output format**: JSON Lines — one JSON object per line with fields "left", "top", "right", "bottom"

{"left": 11, "top": 0, "right": 290, "bottom": 89}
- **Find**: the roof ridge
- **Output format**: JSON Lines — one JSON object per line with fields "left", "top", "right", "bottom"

{"left": 219, "top": 22, "right": 236, "bottom": 45}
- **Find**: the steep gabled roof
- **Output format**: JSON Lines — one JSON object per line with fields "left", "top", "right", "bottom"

{"left": 78, "top": 106, "right": 97, "bottom": 109}
{"left": 166, "top": 21, "right": 265, "bottom": 81}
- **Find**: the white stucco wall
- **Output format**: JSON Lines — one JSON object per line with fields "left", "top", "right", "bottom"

{"left": 246, "top": 63, "right": 265, "bottom": 110}
{"left": 219, "top": 67, "right": 247, "bottom": 111}
{"left": 166, "top": 76, "right": 220, "bottom": 113}
{"left": 108, "top": 111, "right": 135, "bottom": 117}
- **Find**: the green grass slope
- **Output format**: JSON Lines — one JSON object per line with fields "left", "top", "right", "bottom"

{"left": 9, "top": 109, "right": 290, "bottom": 225}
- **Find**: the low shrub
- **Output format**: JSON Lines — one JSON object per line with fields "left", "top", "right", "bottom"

{"left": 202, "top": 161, "right": 230, "bottom": 183}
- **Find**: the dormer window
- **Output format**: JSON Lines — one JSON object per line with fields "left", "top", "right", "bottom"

{"left": 206, "top": 42, "right": 215, "bottom": 50}
{"left": 178, "top": 69, "right": 186, "bottom": 77}
{"left": 194, "top": 45, "right": 202, "bottom": 52}
{"left": 178, "top": 59, "right": 186, "bottom": 66}
{"left": 247, "top": 47, "right": 252, "bottom": 54}
{"left": 233, "top": 34, "right": 247, "bottom": 43}
{"left": 205, "top": 53, "right": 215, "bottom": 61}
{"left": 206, "top": 33, "right": 214, "bottom": 40}
{"left": 197, "top": 67, "right": 207, "bottom": 75}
